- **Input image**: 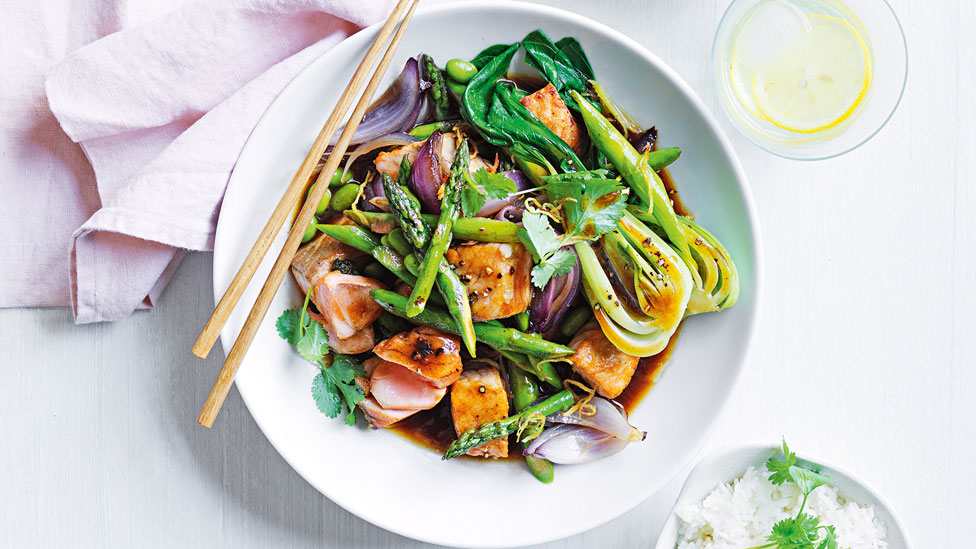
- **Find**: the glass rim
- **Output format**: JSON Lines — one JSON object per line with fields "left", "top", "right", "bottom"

{"left": 710, "top": 0, "right": 908, "bottom": 161}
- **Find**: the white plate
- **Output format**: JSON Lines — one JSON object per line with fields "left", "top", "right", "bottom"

{"left": 212, "top": 2, "right": 762, "bottom": 547}
{"left": 654, "top": 443, "right": 912, "bottom": 548}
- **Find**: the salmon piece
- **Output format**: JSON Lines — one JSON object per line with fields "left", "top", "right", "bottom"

{"left": 568, "top": 321, "right": 640, "bottom": 398}
{"left": 520, "top": 83, "right": 582, "bottom": 152}
{"left": 291, "top": 217, "right": 365, "bottom": 295}
{"left": 373, "top": 326, "right": 463, "bottom": 388}
{"left": 450, "top": 368, "right": 509, "bottom": 458}
{"left": 309, "top": 311, "right": 375, "bottom": 354}
{"left": 368, "top": 360, "right": 447, "bottom": 411}
{"left": 446, "top": 242, "right": 533, "bottom": 322}
{"left": 373, "top": 133, "right": 492, "bottom": 180}
{"left": 373, "top": 141, "right": 424, "bottom": 179}
{"left": 358, "top": 396, "right": 418, "bottom": 429}
{"left": 312, "top": 272, "right": 385, "bottom": 339}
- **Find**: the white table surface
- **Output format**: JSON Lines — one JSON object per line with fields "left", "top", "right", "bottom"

{"left": 2, "top": 0, "right": 970, "bottom": 547}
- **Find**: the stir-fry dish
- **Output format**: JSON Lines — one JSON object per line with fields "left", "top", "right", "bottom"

{"left": 276, "top": 31, "right": 739, "bottom": 483}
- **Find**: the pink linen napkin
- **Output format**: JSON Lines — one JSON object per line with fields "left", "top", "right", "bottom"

{"left": 2, "top": 0, "right": 430, "bottom": 323}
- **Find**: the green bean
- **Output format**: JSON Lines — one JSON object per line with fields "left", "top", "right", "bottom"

{"left": 435, "top": 264, "right": 476, "bottom": 354}
{"left": 446, "top": 78, "right": 467, "bottom": 97}
{"left": 370, "top": 289, "right": 574, "bottom": 357}
{"left": 386, "top": 228, "right": 412, "bottom": 257}
{"left": 404, "top": 253, "right": 421, "bottom": 276}
{"left": 560, "top": 305, "right": 593, "bottom": 338}
{"left": 408, "top": 120, "right": 458, "bottom": 139}
{"left": 406, "top": 140, "right": 468, "bottom": 316}
{"left": 306, "top": 186, "right": 332, "bottom": 215}
{"left": 331, "top": 183, "right": 360, "bottom": 212}
{"left": 508, "top": 361, "right": 554, "bottom": 484}
{"left": 510, "top": 361, "right": 540, "bottom": 411}
{"left": 528, "top": 355, "right": 564, "bottom": 390}
{"left": 446, "top": 58, "right": 478, "bottom": 84}
{"left": 350, "top": 211, "right": 520, "bottom": 242}
{"left": 515, "top": 311, "right": 529, "bottom": 332}
{"left": 443, "top": 389, "right": 574, "bottom": 460}
{"left": 380, "top": 234, "right": 391, "bottom": 247}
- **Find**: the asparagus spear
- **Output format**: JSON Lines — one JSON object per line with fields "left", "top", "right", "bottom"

{"left": 370, "top": 289, "right": 574, "bottom": 357}
{"left": 351, "top": 212, "right": 521, "bottom": 243}
{"left": 386, "top": 159, "right": 477, "bottom": 355}
{"left": 406, "top": 140, "right": 468, "bottom": 316}
{"left": 443, "top": 389, "right": 574, "bottom": 460}
{"left": 382, "top": 166, "right": 428, "bottom": 249}
{"left": 508, "top": 361, "right": 555, "bottom": 483}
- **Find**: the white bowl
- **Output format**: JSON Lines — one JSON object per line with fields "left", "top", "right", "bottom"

{"left": 212, "top": 1, "right": 761, "bottom": 547}
{"left": 654, "top": 443, "right": 912, "bottom": 549}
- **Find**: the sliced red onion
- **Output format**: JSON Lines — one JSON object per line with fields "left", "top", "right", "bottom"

{"left": 410, "top": 130, "right": 445, "bottom": 213}
{"left": 334, "top": 57, "right": 423, "bottom": 146}
{"left": 527, "top": 246, "right": 581, "bottom": 333}
{"left": 523, "top": 424, "right": 631, "bottom": 464}
{"left": 362, "top": 176, "right": 387, "bottom": 213}
{"left": 494, "top": 202, "right": 524, "bottom": 222}
{"left": 340, "top": 132, "right": 418, "bottom": 177}
{"left": 475, "top": 171, "right": 529, "bottom": 217}
{"left": 549, "top": 397, "right": 644, "bottom": 441}
{"left": 523, "top": 398, "right": 645, "bottom": 464}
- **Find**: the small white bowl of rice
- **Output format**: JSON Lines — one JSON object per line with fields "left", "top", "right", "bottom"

{"left": 654, "top": 443, "right": 912, "bottom": 549}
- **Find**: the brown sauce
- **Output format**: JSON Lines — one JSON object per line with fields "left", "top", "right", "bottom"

{"left": 615, "top": 322, "right": 682, "bottom": 414}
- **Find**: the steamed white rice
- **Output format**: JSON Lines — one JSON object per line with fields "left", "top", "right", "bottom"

{"left": 675, "top": 466, "right": 887, "bottom": 549}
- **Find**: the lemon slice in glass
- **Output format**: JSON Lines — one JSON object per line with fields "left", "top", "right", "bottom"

{"left": 752, "top": 14, "right": 872, "bottom": 134}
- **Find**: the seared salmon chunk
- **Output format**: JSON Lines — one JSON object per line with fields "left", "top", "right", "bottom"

{"left": 445, "top": 242, "right": 533, "bottom": 322}
{"left": 450, "top": 368, "right": 510, "bottom": 458}
{"left": 520, "top": 82, "right": 582, "bottom": 152}
{"left": 568, "top": 321, "right": 640, "bottom": 399}
{"left": 373, "top": 326, "right": 463, "bottom": 388}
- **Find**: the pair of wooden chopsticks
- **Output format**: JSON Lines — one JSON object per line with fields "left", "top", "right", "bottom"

{"left": 192, "top": 0, "right": 422, "bottom": 428}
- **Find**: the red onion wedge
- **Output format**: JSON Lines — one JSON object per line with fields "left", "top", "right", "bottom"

{"left": 527, "top": 245, "right": 581, "bottom": 334}
{"left": 523, "top": 398, "right": 645, "bottom": 464}
{"left": 409, "top": 130, "right": 446, "bottom": 213}
{"left": 333, "top": 57, "right": 423, "bottom": 146}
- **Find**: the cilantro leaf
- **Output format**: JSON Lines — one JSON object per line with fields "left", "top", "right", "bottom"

{"left": 768, "top": 517, "right": 814, "bottom": 549}
{"left": 544, "top": 169, "right": 627, "bottom": 240}
{"left": 767, "top": 439, "right": 798, "bottom": 485}
{"left": 789, "top": 466, "right": 832, "bottom": 496}
{"left": 276, "top": 309, "right": 305, "bottom": 346}
{"left": 461, "top": 181, "right": 487, "bottom": 218}
{"left": 530, "top": 247, "right": 576, "bottom": 288}
{"left": 323, "top": 355, "right": 367, "bottom": 425}
{"left": 517, "top": 211, "right": 564, "bottom": 261}
{"left": 472, "top": 168, "right": 517, "bottom": 199}
{"left": 311, "top": 372, "right": 342, "bottom": 418}
{"left": 296, "top": 320, "right": 329, "bottom": 363}
{"left": 816, "top": 526, "right": 838, "bottom": 549}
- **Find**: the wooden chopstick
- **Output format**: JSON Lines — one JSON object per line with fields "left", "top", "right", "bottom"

{"left": 190, "top": 0, "right": 417, "bottom": 360}
{"left": 197, "top": 0, "right": 422, "bottom": 428}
